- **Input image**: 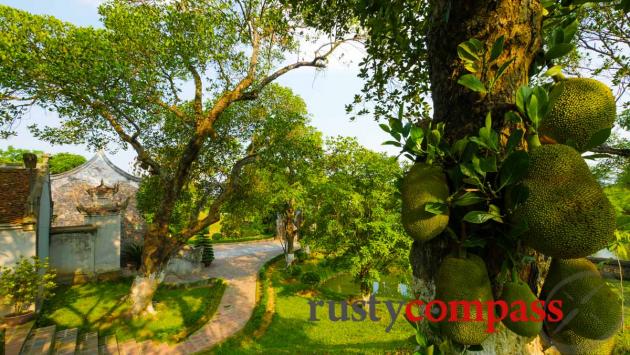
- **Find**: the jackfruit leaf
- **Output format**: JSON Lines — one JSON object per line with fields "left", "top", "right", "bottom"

{"left": 379, "top": 123, "right": 390, "bottom": 133}
{"left": 543, "top": 65, "right": 563, "bottom": 77}
{"left": 552, "top": 27, "right": 564, "bottom": 46}
{"left": 390, "top": 130, "right": 401, "bottom": 141}
{"left": 457, "top": 42, "right": 481, "bottom": 62}
{"left": 506, "top": 184, "right": 529, "bottom": 211}
{"left": 464, "top": 61, "right": 480, "bottom": 73}
{"left": 457, "top": 74, "right": 487, "bottom": 93}
{"left": 504, "top": 111, "right": 522, "bottom": 124}
{"left": 480, "top": 155, "right": 497, "bottom": 173}
{"left": 545, "top": 43, "right": 574, "bottom": 60}
{"left": 506, "top": 129, "right": 524, "bottom": 153}
{"left": 389, "top": 117, "right": 403, "bottom": 134}
{"left": 451, "top": 137, "right": 469, "bottom": 158}
{"left": 527, "top": 94, "right": 540, "bottom": 128}
{"left": 460, "top": 163, "right": 479, "bottom": 179}
{"left": 425, "top": 202, "right": 448, "bottom": 215}
{"left": 383, "top": 140, "right": 402, "bottom": 147}
{"left": 453, "top": 191, "right": 487, "bottom": 206}
{"left": 490, "top": 35, "right": 505, "bottom": 62}
{"left": 468, "top": 38, "right": 484, "bottom": 53}
{"left": 463, "top": 211, "right": 496, "bottom": 224}
{"left": 415, "top": 330, "right": 427, "bottom": 348}
{"left": 402, "top": 122, "right": 412, "bottom": 138}
{"left": 563, "top": 19, "right": 579, "bottom": 42}
{"left": 462, "top": 238, "right": 487, "bottom": 248}
{"left": 403, "top": 153, "right": 415, "bottom": 162}
{"left": 493, "top": 58, "right": 515, "bottom": 88}
{"left": 472, "top": 155, "right": 485, "bottom": 177}
{"left": 499, "top": 151, "right": 529, "bottom": 189}
{"left": 584, "top": 127, "right": 612, "bottom": 151}
{"left": 516, "top": 86, "right": 533, "bottom": 115}
{"left": 509, "top": 220, "right": 529, "bottom": 238}
{"left": 532, "top": 86, "right": 549, "bottom": 117}
{"left": 410, "top": 126, "right": 424, "bottom": 142}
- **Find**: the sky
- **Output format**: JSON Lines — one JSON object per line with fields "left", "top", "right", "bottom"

{"left": 0, "top": 0, "right": 397, "bottom": 173}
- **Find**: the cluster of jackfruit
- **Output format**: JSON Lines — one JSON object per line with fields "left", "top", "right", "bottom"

{"left": 511, "top": 144, "right": 616, "bottom": 259}
{"left": 436, "top": 254, "right": 493, "bottom": 345}
{"left": 541, "top": 258, "right": 622, "bottom": 354}
{"left": 400, "top": 163, "right": 450, "bottom": 241}
{"left": 541, "top": 78, "right": 616, "bottom": 152}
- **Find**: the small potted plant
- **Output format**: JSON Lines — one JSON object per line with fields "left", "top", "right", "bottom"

{"left": 0, "top": 256, "right": 56, "bottom": 326}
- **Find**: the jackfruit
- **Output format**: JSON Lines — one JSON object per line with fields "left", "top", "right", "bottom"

{"left": 499, "top": 280, "right": 542, "bottom": 337}
{"left": 511, "top": 144, "right": 616, "bottom": 258}
{"left": 436, "top": 254, "right": 492, "bottom": 345}
{"left": 541, "top": 258, "right": 622, "bottom": 340}
{"left": 541, "top": 78, "right": 616, "bottom": 152}
{"left": 549, "top": 328, "right": 615, "bottom": 355}
{"left": 401, "top": 163, "right": 449, "bottom": 241}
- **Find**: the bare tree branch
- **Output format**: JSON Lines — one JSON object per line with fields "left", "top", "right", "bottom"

{"left": 591, "top": 145, "right": 630, "bottom": 158}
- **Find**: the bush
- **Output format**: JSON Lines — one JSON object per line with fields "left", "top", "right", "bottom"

{"left": 0, "top": 257, "right": 56, "bottom": 315}
{"left": 211, "top": 232, "right": 222, "bottom": 240}
{"left": 300, "top": 271, "right": 321, "bottom": 286}
{"left": 295, "top": 249, "right": 308, "bottom": 262}
{"left": 288, "top": 265, "right": 302, "bottom": 277}
{"left": 121, "top": 242, "right": 144, "bottom": 270}
{"left": 193, "top": 235, "right": 215, "bottom": 266}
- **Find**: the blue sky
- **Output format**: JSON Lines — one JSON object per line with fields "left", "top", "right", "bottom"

{"left": 0, "top": 0, "right": 396, "bottom": 172}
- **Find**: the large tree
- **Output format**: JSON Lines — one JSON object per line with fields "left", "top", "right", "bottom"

{"left": 0, "top": 0, "right": 351, "bottom": 315}
{"left": 303, "top": 136, "right": 410, "bottom": 296}
{"left": 288, "top": 0, "right": 628, "bottom": 354}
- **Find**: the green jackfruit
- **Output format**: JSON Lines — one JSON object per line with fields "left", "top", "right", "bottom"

{"left": 499, "top": 280, "right": 542, "bottom": 337}
{"left": 401, "top": 163, "right": 449, "bottom": 241}
{"left": 512, "top": 144, "right": 616, "bottom": 258}
{"left": 437, "top": 254, "right": 492, "bottom": 345}
{"left": 541, "top": 258, "right": 622, "bottom": 340}
{"left": 541, "top": 78, "right": 616, "bottom": 152}
{"left": 550, "top": 328, "right": 615, "bottom": 355}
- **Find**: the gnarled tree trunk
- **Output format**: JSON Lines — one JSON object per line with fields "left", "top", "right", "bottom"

{"left": 410, "top": 1, "right": 548, "bottom": 354}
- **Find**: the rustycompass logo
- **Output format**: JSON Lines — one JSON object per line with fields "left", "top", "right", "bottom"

{"left": 308, "top": 295, "right": 564, "bottom": 333}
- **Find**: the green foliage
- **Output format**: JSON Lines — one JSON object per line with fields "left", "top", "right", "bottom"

{"left": 299, "top": 271, "right": 320, "bottom": 286}
{"left": 0, "top": 146, "right": 43, "bottom": 164}
{"left": 456, "top": 36, "right": 515, "bottom": 94}
{"left": 542, "top": 258, "right": 622, "bottom": 340}
{"left": 0, "top": 256, "right": 56, "bottom": 315}
{"left": 48, "top": 152, "right": 86, "bottom": 174}
{"left": 303, "top": 137, "right": 410, "bottom": 295}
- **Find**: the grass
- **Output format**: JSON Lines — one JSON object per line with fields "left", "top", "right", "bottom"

{"left": 36, "top": 278, "right": 226, "bottom": 344}
{"left": 210, "top": 255, "right": 415, "bottom": 354}
{"left": 607, "top": 279, "right": 630, "bottom": 354}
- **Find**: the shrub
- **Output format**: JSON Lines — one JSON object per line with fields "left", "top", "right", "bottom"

{"left": 211, "top": 232, "right": 222, "bottom": 240}
{"left": 288, "top": 265, "right": 302, "bottom": 277}
{"left": 122, "top": 242, "right": 144, "bottom": 270}
{"left": 295, "top": 249, "right": 308, "bottom": 262}
{"left": 0, "top": 257, "right": 56, "bottom": 315}
{"left": 300, "top": 271, "right": 321, "bottom": 286}
{"left": 193, "top": 235, "right": 215, "bottom": 266}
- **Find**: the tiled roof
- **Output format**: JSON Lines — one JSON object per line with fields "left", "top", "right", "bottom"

{"left": 0, "top": 168, "right": 32, "bottom": 224}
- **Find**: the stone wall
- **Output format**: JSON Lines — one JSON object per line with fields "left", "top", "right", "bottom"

{"left": 0, "top": 225, "right": 36, "bottom": 267}
{"left": 51, "top": 152, "right": 146, "bottom": 253}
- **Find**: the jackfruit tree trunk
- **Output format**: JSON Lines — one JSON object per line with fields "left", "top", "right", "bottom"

{"left": 410, "top": 1, "right": 547, "bottom": 354}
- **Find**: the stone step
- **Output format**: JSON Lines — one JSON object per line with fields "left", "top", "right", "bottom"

{"left": 117, "top": 340, "right": 142, "bottom": 355}
{"left": 76, "top": 332, "right": 98, "bottom": 355}
{"left": 98, "top": 335, "right": 119, "bottom": 355}
{"left": 20, "top": 325, "right": 56, "bottom": 355}
{"left": 52, "top": 328, "right": 78, "bottom": 355}
{"left": 4, "top": 321, "right": 34, "bottom": 355}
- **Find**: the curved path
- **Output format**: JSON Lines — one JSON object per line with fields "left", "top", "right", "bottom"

{"left": 121, "top": 239, "right": 284, "bottom": 355}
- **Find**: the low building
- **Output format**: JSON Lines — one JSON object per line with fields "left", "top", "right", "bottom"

{"left": 0, "top": 154, "right": 51, "bottom": 267}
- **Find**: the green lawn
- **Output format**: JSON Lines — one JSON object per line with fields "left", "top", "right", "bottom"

{"left": 37, "top": 278, "right": 226, "bottom": 344}
{"left": 211, "top": 256, "right": 415, "bottom": 354}
{"left": 607, "top": 279, "right": 630, "bottom": 355}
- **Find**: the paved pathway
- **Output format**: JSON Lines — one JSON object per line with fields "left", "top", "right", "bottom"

{"left": 133, "top": 239, "right": 284, "bottom": 354}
